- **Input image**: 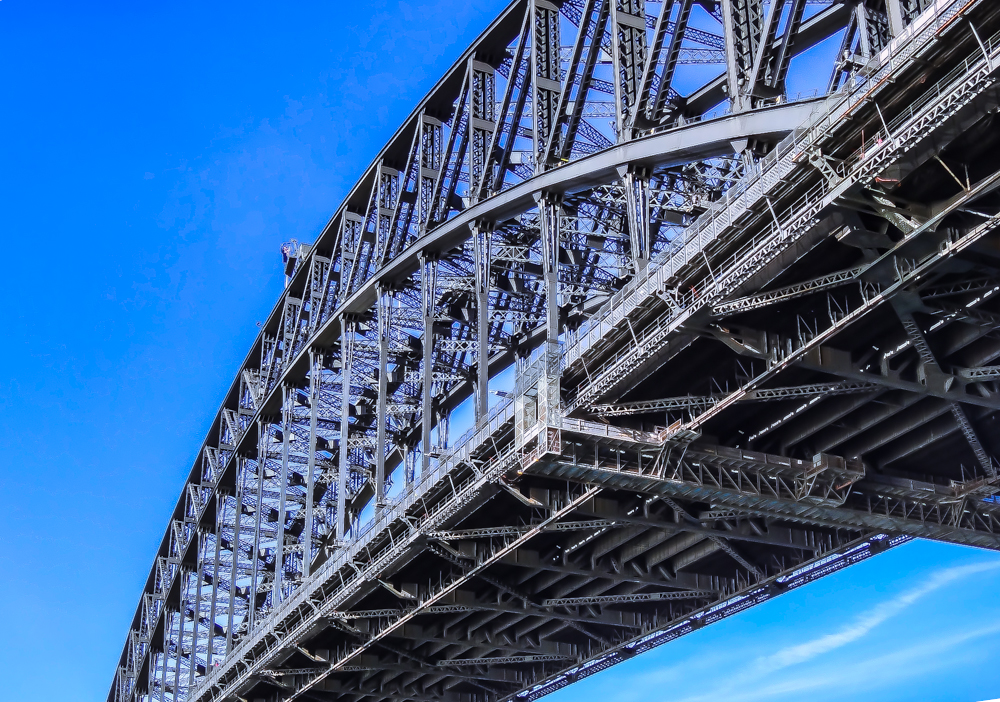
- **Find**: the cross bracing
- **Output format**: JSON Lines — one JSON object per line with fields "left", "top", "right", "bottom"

{"left": 109, "top": 2, "right": 1000, "bottom": 702}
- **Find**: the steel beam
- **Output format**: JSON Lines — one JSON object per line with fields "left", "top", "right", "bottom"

{"left": 526, "top": 456, "right": 1000, "bottom": 549}
{"left": 541, "top": 591, "right": 713, "bottom": 607}
{"left": 591, "top": 381, "right": 881, "bottom": 416}
{"left": 377, "top": 289, "right": 391, "bottom": 510}
{"left": 474, "top": 223, "right": 492, "bottom": 422}
{"left": 421, "top": 256, "right": 437, "bottom": 473}
{"left": 304, "top": 351, "right": 321, "bottom": 578}
{"left": 338, "top": 317, "right": 355, "bottom": 543}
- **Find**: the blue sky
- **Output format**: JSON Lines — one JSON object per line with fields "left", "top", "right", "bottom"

{"left": 548, "top": 541, "right": 1000, "bottom": 702}
{"left": 0, "top": 2, "right": 998, "bottom": 702}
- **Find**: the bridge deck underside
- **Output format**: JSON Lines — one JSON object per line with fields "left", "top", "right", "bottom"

{"left": 241, "top": 476, "right": 890, "bottom": 702}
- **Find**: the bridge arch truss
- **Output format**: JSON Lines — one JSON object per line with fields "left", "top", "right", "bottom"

{"left": 110, "top": 1, "right": 1000, "bottom": 701}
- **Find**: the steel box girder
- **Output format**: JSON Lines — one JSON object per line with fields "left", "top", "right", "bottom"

{"left": 524, "top": 458, "right": 1000, "bottom": 549}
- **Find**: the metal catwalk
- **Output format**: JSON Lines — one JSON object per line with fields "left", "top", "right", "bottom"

{"left": 108, "top": 1, "right": 1000, "bottom": 701}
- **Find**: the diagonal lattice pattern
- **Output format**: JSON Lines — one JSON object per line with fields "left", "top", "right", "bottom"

{"left": 109, "top": 2, "right": 1000, "bottom": 702}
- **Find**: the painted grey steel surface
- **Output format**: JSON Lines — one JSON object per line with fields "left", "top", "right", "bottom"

{"left": 108, "top": 2, "right": 1000, "bottom": 702}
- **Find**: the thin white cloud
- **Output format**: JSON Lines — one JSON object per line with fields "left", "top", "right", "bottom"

{"left": 664, "top": 559, "right": 1000, "bottom": 702}
{"left": 754, "top": 560, "right": 1000, "bottom": 674}
{"left": 702, "top": 620, "right": 1000, "bottom": 702}
{"left": 550, "top": 556, "right": 1000, "bottom": 702}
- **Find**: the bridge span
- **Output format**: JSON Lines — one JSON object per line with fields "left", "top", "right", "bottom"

{"left": 110, "top": 1, "right": 1000, "bottom": 701}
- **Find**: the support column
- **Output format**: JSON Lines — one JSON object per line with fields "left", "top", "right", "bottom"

{"left": 610, "top": 0, "right": 648, "bottom": 139}
{"left": 205, "top": 491, "right": 224, "bottom": 669}
{"left": 172, "top": 582, "right": 183, "bottom": 697}
{"left": 531, "top": 0, "right": 561, "bottom": 172}
{"left": 189, "top": 537, "right": 205, "bottom": 689}
{"left": 340, "top": 213, "right": 364, "bottom": 298}
{"left": 225, "top": 467, "right": 243, "bottom": 655}
{"left": 467, "top": 59, "right": 496, "bottom": 198}
{"left": 621, "top": 165, "right": 651, "bottom": 274}
{"left": 303, "top": 350, "right": 321, "bottom": 577}
{"left": 885, "top": 0, "right": 905, "bottom": 37}
{"left": 421, "top": 255, "right": 438, "bottom": 472}
{"left": 405, "top": 443, "right": 416, "bottom": 486}
{"left": 418, "top": 114, "right": 443, "bottom": 231}
{"left": 720, "top": 0, "right": 762, "bottom": 113}
{"left": 438, "top": 412, "right": 449, "bottom": 452}
{"left": 273, "top": 385, "right": 291, "bottom": 604}
{"left": 720, "top": 0, "right": 743, "bottom": 112}
{"left": 159, "top": 608, "right": 171, "bottom": 700}
{"left": 376, "top": 165, "right": 399, "bottom": 265}
{"left": 641, "top": 0, "right": 690, "bottom": 127}
{"left": 538, "top": 193, "right": 562, "bottom": 429}
{"left": 247, "top": 422, "right": 267, "bottom": 632}
{"left": 376, "top": 287, "right": 391, "bottom": 510}
{"left": 473, "top": 222, "right": 492, "bottom": 423}
{"left": 338, "top": 317, "right": 355, "bottom": 544}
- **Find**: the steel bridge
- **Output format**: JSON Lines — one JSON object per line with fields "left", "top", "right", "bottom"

{"left": 109, "top": 1, "right": 1000, "bottom": 701}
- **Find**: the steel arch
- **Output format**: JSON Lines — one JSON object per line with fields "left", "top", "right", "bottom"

{"left": 109, "top": 1, "right": 1000, "bottom": 702}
